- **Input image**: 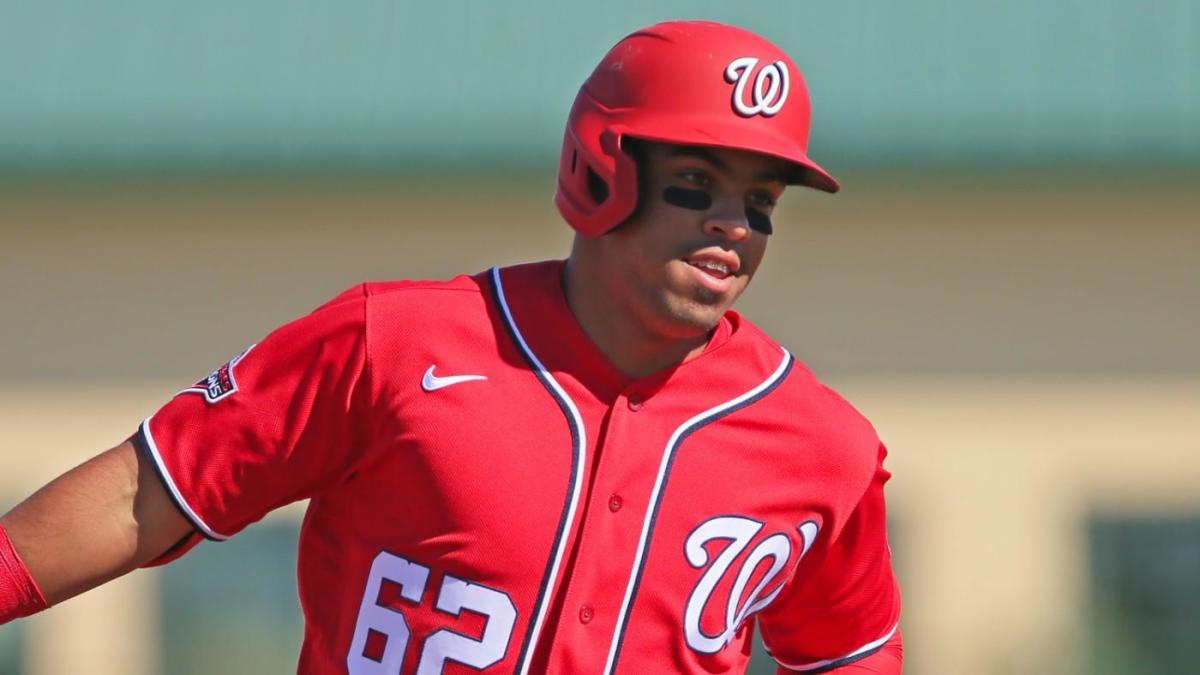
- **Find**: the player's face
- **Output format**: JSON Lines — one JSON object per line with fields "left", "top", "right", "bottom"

{"left": 600, "top": 142, "right": 788, "bottom": 338}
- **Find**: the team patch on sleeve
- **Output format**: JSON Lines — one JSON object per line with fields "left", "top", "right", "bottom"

{"left": 183, "top": 345, "right": 256, "bottom": 404}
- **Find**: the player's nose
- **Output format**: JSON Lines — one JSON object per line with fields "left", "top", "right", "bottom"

{"left": 701, "top": 208, "right": 752, "bottom": 242}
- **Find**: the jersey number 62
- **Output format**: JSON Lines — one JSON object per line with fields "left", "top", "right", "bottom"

{"left": 347, "top": 552, "right": 517, "bottom": 674}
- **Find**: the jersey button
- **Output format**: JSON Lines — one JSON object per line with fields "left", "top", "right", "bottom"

{"left": 627, "top": 396, "right": 643, "bottom": 412}
{"left": 608, "top": 494, "right": 623, "bottom": 512}
{"left": 579, "top": 605, "right": 595, "bottom": 624}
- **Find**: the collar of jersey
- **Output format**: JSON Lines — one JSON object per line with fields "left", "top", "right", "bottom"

{"left": 494, "top": 259, "right": 735, "bottom": 403}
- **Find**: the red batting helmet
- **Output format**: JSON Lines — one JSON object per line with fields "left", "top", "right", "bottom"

{"left": 555, "top": 20, "right": 840, "bottom": 237}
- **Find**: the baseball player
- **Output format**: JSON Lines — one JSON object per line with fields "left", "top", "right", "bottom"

{"left": 1, "top": 21, "right": 902, "bottom": 674}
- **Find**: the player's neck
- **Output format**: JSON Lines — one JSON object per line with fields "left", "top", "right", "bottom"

{"left": 562, "top": 257, "right": 710, "bottom": 380}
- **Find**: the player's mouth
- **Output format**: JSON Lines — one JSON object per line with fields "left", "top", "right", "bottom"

{"left": 684, "top": 250, "right": 740, "bottom": 294}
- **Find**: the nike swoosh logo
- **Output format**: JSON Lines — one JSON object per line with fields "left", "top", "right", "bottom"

{"left": 422, "top": 365, "right": 488, "bottom": 392}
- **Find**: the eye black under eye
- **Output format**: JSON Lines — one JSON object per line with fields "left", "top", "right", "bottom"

{"left": 663, "top": 186, "right": 773, "bottom": 234}
{"left": 745, "top": 208, "right": 773, "bottom": 235}
{"left": 662, "top": 186, "right": 711, "bottom": 210}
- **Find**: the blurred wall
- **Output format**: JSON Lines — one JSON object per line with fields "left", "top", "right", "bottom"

{"left": 2, "top": 172, "right": 1196, "bottom": 381}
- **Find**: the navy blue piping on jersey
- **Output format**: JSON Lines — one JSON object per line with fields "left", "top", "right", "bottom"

{"left": 133, "top": 421, "right": 229, "bottom": 542}
{"left": 769, "top": 621, "right": 899, "bottom": 673}
{"left": 792, "top": 643, "right": 888, "bottom": 674}
{"left": 603, "top": 351, "right": 795, "bottom": 675}
{"left": 488, "top": 267, "right": 587, "bottom": 675}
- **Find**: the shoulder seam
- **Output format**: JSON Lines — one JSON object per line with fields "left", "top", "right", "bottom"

{"left": 361, "top": 282, "right": 484, "bottom": 299}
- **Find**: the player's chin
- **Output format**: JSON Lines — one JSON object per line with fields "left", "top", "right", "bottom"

{"left": 690, "top": 275, "right": 748, "bottom": 311}
{"left": 658, "top": 293, "right": 735, "bottom": 336}
{"left": 657, "top": 267, "right": 745, "bottom": 326}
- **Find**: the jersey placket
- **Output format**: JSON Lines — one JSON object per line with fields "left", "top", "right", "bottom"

{"left": 538, "top": 381, "right": 670, "bottom": 673}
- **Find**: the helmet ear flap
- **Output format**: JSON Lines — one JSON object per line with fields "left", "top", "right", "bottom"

{"left": 555, "top": 126, "right": 640, "bottom": 237}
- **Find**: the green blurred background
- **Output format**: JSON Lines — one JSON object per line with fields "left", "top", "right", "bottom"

{"left": 1, "top": 2, "right": 1197, "bottom": 674}
{"left": 2, "top": 1, "right": 1199, "bottom": 171}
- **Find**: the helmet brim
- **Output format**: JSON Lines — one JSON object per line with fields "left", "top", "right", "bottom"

{"left": 614, "top": 116, "right": 840, "bottom": 194}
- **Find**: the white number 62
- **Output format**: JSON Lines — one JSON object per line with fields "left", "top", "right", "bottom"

{"left": 347, "top": 552, "right": 517, "bottom": 674}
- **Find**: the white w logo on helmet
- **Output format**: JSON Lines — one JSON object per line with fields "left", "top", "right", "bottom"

{"left": 724, "top": 57, "right": 790, "bottom": 117}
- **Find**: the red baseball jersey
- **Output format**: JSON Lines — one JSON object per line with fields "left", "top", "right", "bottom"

{"left": 135, "top": 260, "right": 900, "bottom": 674}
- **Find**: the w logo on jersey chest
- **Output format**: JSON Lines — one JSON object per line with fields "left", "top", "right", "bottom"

{"left": 683, "top": 514, "right": 819, "bottom": 654}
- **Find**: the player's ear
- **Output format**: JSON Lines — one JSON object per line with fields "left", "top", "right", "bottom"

{"left": 619, "top": 138, "right": 648, "bottom": 221}
{"left": 586, "top": 138, "right": 645, "bottom": 208}
{"left": 621, "top": 137, "right": 645, "bottom": 163}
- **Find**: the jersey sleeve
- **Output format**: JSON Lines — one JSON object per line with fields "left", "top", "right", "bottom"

{"left": 133, "top": 285, "right": 375, "bottom": 543}
{"left": 811, "top": 630, "right": 902, "bottom": 674}
{"left": 758, "top": 442, "right": 902, "bottom": 673}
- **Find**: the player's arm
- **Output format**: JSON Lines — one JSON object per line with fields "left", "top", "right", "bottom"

{"left": 2, "top": 285, "right": 372, "bottom": 625}
{"left": 759, "top": 439, "right": 902, "bottom": 674}
{"left": 1, "top": 438, "right": 193, "bottom": 620}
